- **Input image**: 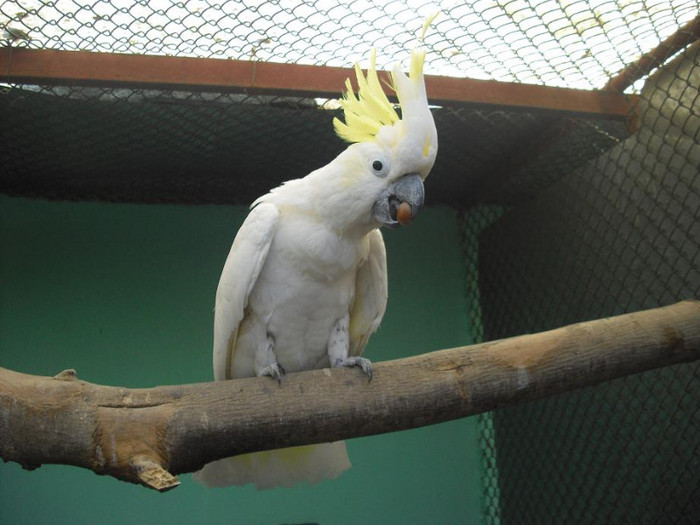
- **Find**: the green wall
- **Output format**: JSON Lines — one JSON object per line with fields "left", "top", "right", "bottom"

{"left": 0, "top": 195, "right": 482, "bottom": 524}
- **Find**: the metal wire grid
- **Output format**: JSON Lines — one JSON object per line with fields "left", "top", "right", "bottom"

{"left": 0, "top": 81, "right": 631, "bottom": 206}
{"left": 465, "top": 42, "right": 699, "bottom": 524}
{"left": 0, "top": 85, "right": 342, "bottom": 203}
{"left": 459, "top": 205, "right": 507, "bottom": 525}
{"left": 1, "top": 0, "right": 698, "bottom": 90}
{"left": 0, "top": 2, "right": 697, "bottom": 522}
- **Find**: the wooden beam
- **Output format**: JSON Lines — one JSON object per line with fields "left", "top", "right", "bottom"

{"left": 605, "top": 14, "right": 700, "bottom": 93}
{"left": 1, "top": 301, "right": 698, "bottom": 491}
{"left": 1, "top": 47, "right": 635, "bottom": 119}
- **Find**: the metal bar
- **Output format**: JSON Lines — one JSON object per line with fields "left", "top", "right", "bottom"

{"left": 1, "top": 47, "right": 635, "bottom": 119}
{"left": 604, "top": 14, "right": 700, "bottom": 93}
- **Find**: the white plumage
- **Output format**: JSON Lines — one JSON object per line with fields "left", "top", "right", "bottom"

{"left": 194, "top": 44, "right": 437, "bottom": 489}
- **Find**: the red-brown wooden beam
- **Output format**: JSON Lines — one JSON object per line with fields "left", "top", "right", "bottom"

{"left": 604, "top": 14, "right": 700, "bottom": 93}
{"left": 1, "top": 47, "right": 635, "bottom": 119}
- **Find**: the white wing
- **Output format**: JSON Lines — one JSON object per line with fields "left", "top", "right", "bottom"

{"left": 213, "top": 203, "right": 279, "bottom": 380}
{"left": 349, "top": 229, "right": 388, "bottom": 357}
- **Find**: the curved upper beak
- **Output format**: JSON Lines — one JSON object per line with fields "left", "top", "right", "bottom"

{"left": 371, "top": 173, "right": 425, "bottom": 229}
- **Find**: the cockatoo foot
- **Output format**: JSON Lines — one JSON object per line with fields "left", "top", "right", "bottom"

{"left": 261, "top": 362, "right": 286, "bottom": 384}
{"left": 334, "top": 356, "right": 373, "bottom": 382}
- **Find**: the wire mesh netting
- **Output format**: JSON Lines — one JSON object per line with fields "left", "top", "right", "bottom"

{"left": 1, "top": 0, "right": 698, "bottom": 90}
{"left": 0, "top": 85, "right": 341, "bottom": 203}
{"left": 1, "top": 0, "right": 699, "bottom": 523}
{"left": 2, "top": 2, "right": 696, "bottom": 205}
{"left": 463, "top": 41, "right": 699, "bottom": 524}
{"left": 0, "top": 82, "right": 632, "bottom": 205}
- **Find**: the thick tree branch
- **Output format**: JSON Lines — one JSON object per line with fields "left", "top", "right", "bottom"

{"left": 1, "top": 301, "right": 698, "bottom": 491}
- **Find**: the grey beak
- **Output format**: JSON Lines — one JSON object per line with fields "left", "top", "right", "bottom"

{"left": 371, "top": 173, "right": 425, "bottom": 229}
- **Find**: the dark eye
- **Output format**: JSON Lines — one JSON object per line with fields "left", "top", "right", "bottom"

{"left": 370, "top": 155, "right": 389, "bottom": 177}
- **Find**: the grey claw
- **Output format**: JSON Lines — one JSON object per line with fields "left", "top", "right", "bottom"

{"left": 334, "top": 357, "right": 373, "bottom": 382}
{"left": 262, "top": 362, "right": 285, "bottom": 384}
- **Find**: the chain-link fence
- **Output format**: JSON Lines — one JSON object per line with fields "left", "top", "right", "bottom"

{"left": 1, "top": 1, "right": 698, "bottom": 90}
{"left": 0, "top": 83, "right": 631, "bottom": 206}
{"left": 2, "top": 2, "right": 695, "bottom": 207}
{"left": 1, "top": 1, "right": 699, "bottom": 523}
{"left": 464, "top": 40, "right": 699, "bottom": 524}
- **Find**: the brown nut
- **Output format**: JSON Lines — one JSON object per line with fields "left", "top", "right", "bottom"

{"left": 397, "top": 202, "right": 413, "bottom": 226}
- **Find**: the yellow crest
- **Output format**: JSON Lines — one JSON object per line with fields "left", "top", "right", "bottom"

{"left": 332, "top": 49, "right": 400, "bottom": 144}
{"left": 333, "top": 13, "right": 438, "bottom": 145}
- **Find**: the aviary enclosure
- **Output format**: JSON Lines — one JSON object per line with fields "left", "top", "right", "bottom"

{"left": 1, "top": 2, "right": 698, "bottom": 524}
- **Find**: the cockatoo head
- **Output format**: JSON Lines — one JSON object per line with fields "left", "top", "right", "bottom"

{"left": 330, "top": 45, "right": 438, "bottom": 231}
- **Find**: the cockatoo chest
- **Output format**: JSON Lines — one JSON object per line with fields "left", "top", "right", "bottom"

{"left": 242, "top": 216, "right": 368, "bottom": 373}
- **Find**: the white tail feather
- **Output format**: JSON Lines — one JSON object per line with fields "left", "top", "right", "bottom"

{"left": 192, "top": 442, "right": 351, "bottom": 489}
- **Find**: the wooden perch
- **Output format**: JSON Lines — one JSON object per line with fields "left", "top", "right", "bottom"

{"left": 1, "top": 301, "right": 698, "bottom": 491}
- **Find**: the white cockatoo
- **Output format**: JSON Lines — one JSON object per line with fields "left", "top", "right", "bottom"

{"left": 194, "top": 38, "right": 438, "bottom": 489}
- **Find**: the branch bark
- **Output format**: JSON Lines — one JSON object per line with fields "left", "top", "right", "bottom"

{"left": 1, "top": 301, "right": 699, "bottom": 491}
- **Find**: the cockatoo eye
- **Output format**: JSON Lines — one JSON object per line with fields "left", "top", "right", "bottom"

{"left": 369, "top": 155, "right": 390, "bottom": 178}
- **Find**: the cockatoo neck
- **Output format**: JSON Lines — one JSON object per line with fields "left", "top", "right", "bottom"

{"left": 306, "top": 153, "right": 378, "bottom": 238}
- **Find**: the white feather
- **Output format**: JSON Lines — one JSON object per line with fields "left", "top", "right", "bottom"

{"left": 195, "top": 166, "right": 389, "bottom": 489}
{"left": 193, "top": 443, "right": 351, "bottom": 489}
{"left": 350, "top": 229, "right": 388, "bottom": 357}
{"left": 212, "top": 203, "right": 279, "bottom": 381}
{"left": 196, "top": 40, "right": 436, "bottom": 488}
